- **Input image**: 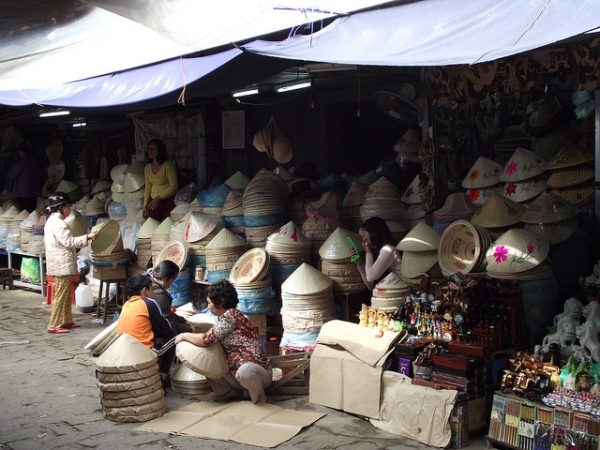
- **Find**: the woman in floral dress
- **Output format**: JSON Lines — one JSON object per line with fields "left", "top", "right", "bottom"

{"left": 175, "top": 279, "right": 271, "bottom": 403}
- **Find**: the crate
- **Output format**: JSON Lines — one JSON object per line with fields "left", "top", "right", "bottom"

{"left": 266, "top": 351, "right": 311, "bottom": 395}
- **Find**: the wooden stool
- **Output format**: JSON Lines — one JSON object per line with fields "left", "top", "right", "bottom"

{"left": 266, "top": 351, "right": 312, "bottom": 395}
{"left": 96, "top": 278, "right": 127, "bottom": 324}
{"left": 0, "top": 268, "right": 12, "bottom": 290}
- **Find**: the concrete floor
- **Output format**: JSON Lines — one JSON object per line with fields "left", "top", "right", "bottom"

{"left": 0, "top": 287, "right": 489, "bottom": 449}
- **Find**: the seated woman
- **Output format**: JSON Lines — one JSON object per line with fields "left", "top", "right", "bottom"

{"left": 355, "top": 216, "right": 402, "bottom": 290}
{"left": 117, "top": 274, "right": 175, "bottom": 384}
{"left": 150, "top": 260, "right": 192, "bottom": 334}
{"left": 175, "top": 279, "right": 271, "bottom": 404}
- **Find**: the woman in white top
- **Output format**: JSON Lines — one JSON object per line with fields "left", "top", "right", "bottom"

{"left": 356, "top": 217, "right": 402, "bottom": 290}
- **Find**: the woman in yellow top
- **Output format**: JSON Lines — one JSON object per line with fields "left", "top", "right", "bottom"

{"left": 143, "top": 138, "right": 179, "bottom": 221}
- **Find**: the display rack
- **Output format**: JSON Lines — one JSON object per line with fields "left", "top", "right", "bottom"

{"left": 7, "top": 250, "right": 46, "bottom": 297}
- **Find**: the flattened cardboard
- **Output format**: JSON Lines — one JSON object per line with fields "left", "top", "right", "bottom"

{"left": 370, "top": 372, "right": 457, "bottom": 448}
{"left": 309, "top": 320, "right": 400, "bottom": 419}
{"left": 135, "top": 401, "right": 325, "bottom": 448}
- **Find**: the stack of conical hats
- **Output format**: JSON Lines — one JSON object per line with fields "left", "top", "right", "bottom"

{"left": 229, "top": 247, "right": 276, "bottom": 316}
{"left": 28, "top": 215, "right": 46, "bottom": 254}
{"left": 19, "top": 210, "right": 40, "bottom": 252}
{"left": 499, "top": 147, "right": 547, "bottom": 204}
{"left": 242, "top": 171, "right": 288, "bottom": 247}
{"left": 135, "top": 218, "right": 160, "bottom": 269}
{"left": 318, "top": 227, "right": 366, "bottom": 294}
{"left": 342, "top": 182, "right": 368, "bottom": 232}
{"left": 90, "top": 220, "right": 129, "bottom": 272}
{"left": 371, "top": 273, "right": 411, "bottom": 312}
{"left": 95, "top": 334, "right": 166, "bottom": 423}
{"left": 110, "top": 164, "right": 128, "bottom": 204}
{"left": 280, "top": 263, "right": 337, "bottom": 348}
{"left": 438, "top": 219, "right": 492, "bottom": 277}
{"left": 361, "top": 176, "right": 409, "bottom": 241}
{"left": 0, "top": 205, "right": 18, "bottom": 248}
{"left": 265, "top": 221, "right": 311, "bottom": 284}
{"left": 64, "top": 208, "right": 88, "bottom": 237}
{"left": 7, "top": 209, "right": 28, "bottom": 251}
{"left": 401, "top": 174, "right": 427, "bottom": 228}
{"left": 462, "top": 156, "right": 504, "bottom": 207}
{"left": 470, "top": 193, "right": 526, "bottom": 240}
{"left": 204, "top": 228, "right": 248, "bottom": 283}
{"left": 397, "top": 221, "right": 442, "bottom": 284}
{"left": 521, "top": 190, "right": 579, "bottom": 245}
{"left": 123, "top": 172, "right": 146, "bottom": 204}
{"left": 151, "top": 217, "right": 175, "bottom": 266}
{"left": 220, "top": 191, "right": 245, "bottom": 234}
{"left": 546, "top": 142, "right": 595, "bottom": 208}
{"left": 196, "top": 183, "right": 232, "bottom": 221}
{"left": 285, "top": 178, "right": 320, "bottom": 228}
{"left": 169, "top": 203, "right": 190, "bottom": 222}
{"left": 485, "top": 229, "right": 552, "bottom": 280}
{"left": 172, "top": 212, "right": 221, "bottom": 270}
{"left": 302, "top": 192, "right": 348, "bottom": 264}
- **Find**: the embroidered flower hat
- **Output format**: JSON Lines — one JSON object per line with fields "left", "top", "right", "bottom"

{"left": 502, "top": 176, "right": 547, "bottom": 203}
{"left": 466, "top": 184, "right": 503, "bottom": 206}
{"left": 499, "top": 147, "right": 547, "bottom": 183}
{"left": 461, "top": 156, "right": 504, "bottom": 189}
{"left": 485, "top": 229, "right": 549, "bottom": 274}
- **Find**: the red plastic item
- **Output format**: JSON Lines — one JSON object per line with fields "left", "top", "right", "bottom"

{"left": 45, "top": 275, "right": 79, "bottom": 305}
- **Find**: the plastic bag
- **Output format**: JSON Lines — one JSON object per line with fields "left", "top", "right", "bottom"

{"left": 175, "top": 182, "right": 198, "bottom": 205}
{"left": 20, "top": 256, "right": 41, "bottom": 284}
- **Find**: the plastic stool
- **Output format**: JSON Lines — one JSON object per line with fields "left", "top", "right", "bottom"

{"left": 45, "top": 275, "right": 79, "bottom": 305}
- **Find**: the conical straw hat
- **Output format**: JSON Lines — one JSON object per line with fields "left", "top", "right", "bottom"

{"left": 434, "top": 193, "right": 478, "bottom": 219}
{"left": 471, "top": 194, "right": 526, "bottom": 228}
{"left": 110, "top": 164, "right": 129, "bottom": 184}
{"left": 90, "top": 178, "right": 112, "bottom": 195}
{"left": 524, "top": 218, "right": 578, "bottom": 245}
{"left": 281, "top": 263, "right": 333, "bottom": 295}
{"left": 401, "top": 250, "right": 438, "bottom": 279}
{"left": 206, "top": 228, "right": 246, "bottom": 249}
{"left": 85, "top": 196, "right": 105, "bottom": 215}
{"left": 461, "top": 156, "right": 504, "bottom": 189}
{"left": 96, "top": 333, "right": 158, "bottom": 373}
{"left": 267, "top": 221, "right": 311, "bottom": 246}
{"left": 396, "top": 221, "right": 440, "bottom": 251}
{"left": 392, "top": 128, "right": 421, "bottom": 153}
{"left": 152, "top": 217, "right": 175, "bottom": 237}
{"left": 91, "top": 220, "right": 123, "bottom": 255}
{"left": 547, "top": 163, "right": 594, "bottom": 188}
{"left": 402, "top": 174, "right": 425, "bottom": 204}
{"left": 342, "top": 182, "right": 368, "bottom": 207}
{"left": 546, "top": 141, "right": 593, "bottom": 170}
{"left": 224, "top": 171, "right": 250, "bottom": 192}
{"left": 123, "top": 172, "right": 145, "bottom": 193}
{"left": 12, "top": 209, "right": 29, "bottom": 221}
{"left": 485, "top": 229, "right": 549, "bottom": 274}
{"left": 64, "top": 208, "right": 88, "bottom": 237}
{"left": 56, "top": 179, "right": 80, "bottom": 194}
{"left": 520, "top": 190, "right": 579, "bottom": 224}
{"left": 318, "top": 227, "right": 362, "bottom": 260}
{"left": 170, "top": 203, "right": 189, "bottom": 219}
{"left": 374, "top": 272, "right": 409, "bottom": 291}
{"left": 111, "top": 181, "right": 125, "bottom": 193}
{"left": 499, "top": 147, "right": 546, "bottom": 182}
{"left": 466, "top": 184, "right": 503, "bottom": 206}
{"left": 196, "top": 183, "right": 231, "bottom": 207}
{"left": 125, "top": 159, "right": 146, "bottom": 174}
{"left": 551, "top": 181, "right": 594, "bottom": 208}
{"left": 137, "top": 218, "right": 160, "bottom": 239}
{"left": 223, "top": 191, "right": 243, "bottom": 211}
{"left": 183, "top": 213, "right": 219, "bottom": 242}
{"left": 502, "top": 177, "right": 547, "bottom": 203}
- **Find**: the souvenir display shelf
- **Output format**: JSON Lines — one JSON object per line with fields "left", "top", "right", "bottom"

{"left": 487, "top": 390, "right": 600, "bottom": 450}
{"left": 7, "top": 250, "right": 45, "bottom": 297}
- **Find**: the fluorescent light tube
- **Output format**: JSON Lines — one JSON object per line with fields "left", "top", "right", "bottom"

{"left": 39, "top": 110, "right": 70, "bottom": 118}
{"left": 232, "top": 88, "right": 259, "bottom": 98}
{"left": 276, "top": 81, "right": 311, "bottom": 93}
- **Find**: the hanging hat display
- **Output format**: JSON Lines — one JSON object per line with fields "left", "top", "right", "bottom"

{"left": 47, "top": 160, "right": 66, "bottom": 184}
{"left": 527, "top": 96, "right": 576, "bottom": 136}
{"left": 499, "top": 147, "right": 546, "bottom": 183}
{"left": 461, "top": 156, "right": 504, "bottom": 189}
{"left": 471, "top": 193, "right": 526, "bottom": 228}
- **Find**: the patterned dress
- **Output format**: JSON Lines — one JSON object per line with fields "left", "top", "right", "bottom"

{"left": 203, "top": 308, "right": 268, "bottom": 375}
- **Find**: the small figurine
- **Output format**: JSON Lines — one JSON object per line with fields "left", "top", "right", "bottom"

{"left": 358, "top": 304, "right": 369, "bottom": 327}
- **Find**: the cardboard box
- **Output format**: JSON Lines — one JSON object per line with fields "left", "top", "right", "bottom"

{"left": 309, "top": 320, "right": 401, "bottom": 420}
{"left": 468, "top": 397, "right": 488, "bottom": 432}
{"left": 92, "top": 264, "right": 127, "bottom": 280}
{"left": 244, "top": 313, "right": 266, "bottom": 337}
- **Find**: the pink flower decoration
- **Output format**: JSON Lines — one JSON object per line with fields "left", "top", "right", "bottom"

{"left": 526, "top": 242, "right": 534, "bottom": 253}
{"left": 493, "top": 245, "right": 509, "bottom": 263}
{"left": 505, "top": 161, "right": 519, "bottom": 177}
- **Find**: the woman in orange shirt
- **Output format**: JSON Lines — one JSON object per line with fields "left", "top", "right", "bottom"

{"left": 117, "top": 274, "right": 175, "bottom": 383}
{"left": 143, "top": 138, "right": 179, "bottom": 221}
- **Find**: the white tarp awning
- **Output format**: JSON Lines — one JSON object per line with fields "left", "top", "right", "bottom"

{"left": 245, "top": 0, "right": 600, "bottom": 66}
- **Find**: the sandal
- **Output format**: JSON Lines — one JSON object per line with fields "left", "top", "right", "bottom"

{"left": 47, "top": 327, "right": 69, "bottom": 334}
{"left": 61, "top": 322, "right": 80, "bottom": 329}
